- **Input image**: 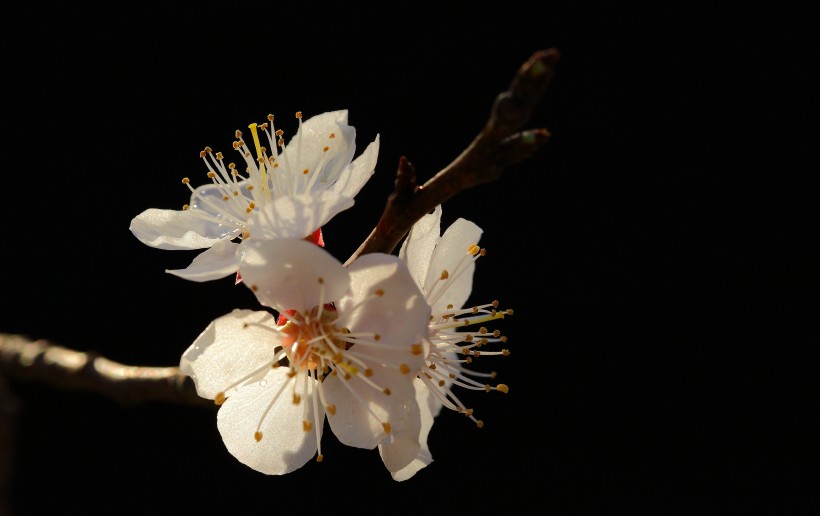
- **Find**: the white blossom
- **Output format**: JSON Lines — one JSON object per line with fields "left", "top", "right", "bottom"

{"left": 382, "top": 205, "right": 511, "bottom": 481}
{"left": 180, "top": 239, "right": 430, "bottom": 475}
{"left": 130, "top": 110, "right": 378, "bottom": 281}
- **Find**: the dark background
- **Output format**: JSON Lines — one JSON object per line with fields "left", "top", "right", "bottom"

{"left": 1, "top": 2, "right": 816, "bottom": 514}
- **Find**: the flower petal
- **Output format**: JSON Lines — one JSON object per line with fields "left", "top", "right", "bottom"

{"left": 165, "top": 240, "right": 240, "bottom": 281}
{"left": 240, "top": 238, "right": 350, "bottom": 312}
{"left": 398, "top": 204, "right": 442, "bottom": 292}
{"left": 129, "top": 208, "right": 236, "bottom": 250}
{"left": 381, "top": 378, "right": 441, "bottom": 480}
{"left": 180, "top": 309, "right": 278, "bottom": 400}
{"left": 324, "top": 365, "right": 419, "bottom": 451}
{"left": 279, "top": 110, "right": 356, "bottom": 192}
{"left": 426, "top": 217, "right": 483, "bottom": 313}
{"left": 217, "top": 368, "right": 323, "bottom": 475}
{"left": 330, "top": 134, "right": 380, "bottom": 199}
{"left": 338, "top": 253, "right": 430, "bottom": 369}
{"left": 245, "top": 191, "right": 354, "bottom": 241}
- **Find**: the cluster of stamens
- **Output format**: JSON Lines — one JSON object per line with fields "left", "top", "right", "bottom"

{"left": 177, "top": 111, "right": 337, "bottom": 241}
{"left": 420, "top": 242, "right": 512, "bottom": 428}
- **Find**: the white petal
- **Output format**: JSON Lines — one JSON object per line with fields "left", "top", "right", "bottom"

{"left": 398, "top": 204, "right": 442, "bottom": 292}
{"left": 246, "top": 191, "right": 354, "bottom": 240}
{"left": 383, "top": 378, "right": 441, "bottom": 481}
{"left": 179, "top": 309, "right": 278, "bottom": 400}
{"left": 165, "top": 240, "right": 240, "bottom": 281}
{"left": 280, "top": 111, "right": 356, "bottom": 192}
{"left": 324, "top": 365, "right": 419, "bottom": 451}
{"left": 129, "top": 208, "right": 235, "bottom": 250}
{"left": 188, "top": 183, "right": 249, "bottom": 238}
{"left": 217, "top": 369, "right": 323, "bottom": 475}
{"left": 330, "top": 134, "right": 380, "bottom": 199}
{"left": 338, "top": 253, "right": 430, "bottom": 370}
{"left": 240, "top": 238, "right": 350, "bottom": 311}
{"left": 426, "top": 218, "right": 483, "bottom": 313}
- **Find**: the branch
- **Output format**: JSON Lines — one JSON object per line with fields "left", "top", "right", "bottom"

{"left": 345, "top": 48, "right": 559, "bottom": 265}
{"left": 0, "top": 333, "right": 212, "bottom": 409}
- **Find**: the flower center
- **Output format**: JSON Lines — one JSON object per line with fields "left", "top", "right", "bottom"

{"left": 278, "top": 304, "right": 344, "bottom": 371}
{"left": 178, "top": 111, "right": 338, "bottom": 239}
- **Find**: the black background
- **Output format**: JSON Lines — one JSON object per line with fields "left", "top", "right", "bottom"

{"left": 1, "top": 2, "right": 817, "bottom": 515}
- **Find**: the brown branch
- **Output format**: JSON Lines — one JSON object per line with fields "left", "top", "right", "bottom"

{"left": 345, "top": 48, "right": 560, "bottom": 265}
{"left": 0, "top": 333, "right": 213, "bottom": 409}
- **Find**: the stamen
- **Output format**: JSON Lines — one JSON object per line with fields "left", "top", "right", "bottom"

{"left": 248, "top": 123, "right": 271, "bottom": 201}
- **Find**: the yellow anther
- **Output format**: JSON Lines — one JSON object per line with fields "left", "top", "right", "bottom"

{"left": 399, "top": 364, "right": 411, "bottom": 374}
{"left": 295, "top": 111, "right": 302, "bottom": 119}
{"left": 374, "top": 288, "right": 384, "bottom": 297}
{"left": 215, "top": 152, "right": 223, "bottom": 160}
{"left": 382, "top": 422, "right": 391, "bottom": 434}
{"left": 267, "top": 114, "right": 274, "bottom": 122}
{"left": 468, "top": 243, "right": 480, "bottom": 256}
{"left": 323, "top": 146, "right": 329, "bottom": 152}
{"left": 182, "top": 204, "right": 190, "bottom": 210}
{"left": 476, "top": 420, "right": 485, "bottom": 429}
{"left": 181, "top": 177, "right": 190, "bottom": 184}
{"left": 326, "top": 404, "right": 336, "bottom": 415}
{"left": 502, "top": 349, "right": 510, "bottom": 356}
{"left": 411, "top": 343, "right": 423, "bottom": 355}
{"left": 364, "top": 368, "right": 373, "bottom": 377}
{"left": 329, "top": 133, "right": 335, "bottom": 139}
{"left": 303, "top": 168, "right": 309, "bottom": 175}
{"left": 303, "top": 420, "right": 313, "bottom": 432}
{"left": 383, "top": 387, "right": 391, "bottom": 395}
{"left": 248, "top": 122, "right": 270, "bottom": 200}
{"left": 199, "top": 150, "right": 207, "bottom": 158}
{"left": 316, "top": 454, "right": 324, "bottom": 463}
{"left": 337, "top": 362, "right": 359, "bottom": 377}
{"left": 496, "top": 384, "right": 510, "bottom": 394}
{"left": 214, "top": 392, "right": 225, "bottom": 405}
{"left": 440, "top": 270, "right": 449, "bottom": 280}
{"left": 293, "top": 393, "right": 301, "bottom": 404}
{"left": 254, "top": 431, "right": 263, "bottom": 442}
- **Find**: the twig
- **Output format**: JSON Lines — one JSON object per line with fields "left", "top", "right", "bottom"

{"left": 0, "top": 333, "right": 212, "bottom": 409}
{"left": 345, "top": 48, "right": 559, "bottom": 265}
